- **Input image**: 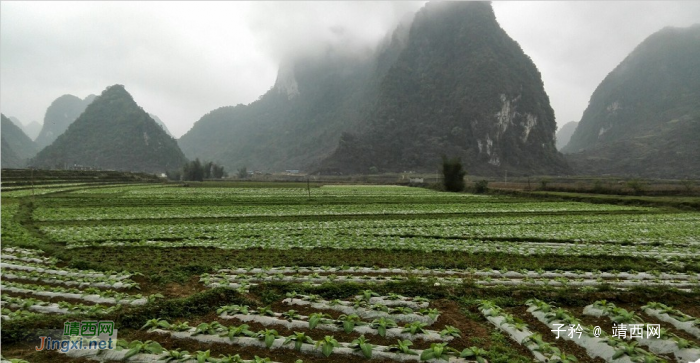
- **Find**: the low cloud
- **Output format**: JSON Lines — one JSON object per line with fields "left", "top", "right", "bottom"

{"left": 2, "top": 1, "right": 698, "bottom": 138}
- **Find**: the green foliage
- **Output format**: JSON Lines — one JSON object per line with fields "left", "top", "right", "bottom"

{"left": 474, "top": 179, "right": 489, "bottom": 194}
{"left": 284, "top": 331, "right": 314, "bottom": 351}
{"left": 440, "top": 325, "right": 462, "bottom": 338}
{"left": 221, "top": 324, "right": 255, "bottom": 340}
{"left": 371, "top": 317, "right": 397, "bottom": 337}
{"left": 402, "top": 321, "right": 428, "bottom": 335}
{"left": 174, "top": 159, "right": 226, "bottom": 181}
{"left": 350, "top": 335, "right": 374, "bottom": 359}
{"left": 256, "top": 329, "right": 280, "bottom": 348}
{"left": 315, "top": 335, "right": 339, "bottom": 357}
{"left": 308, "top": 313, "right": 332, "bottom": 330}
{"left": 420, "top": 342, "right": 458, "bottom": 361}
{"left": 117, "top": 339, "right": 165, "bottom": 359}
{"left": 192, "top": 321, "right": 225, "bottom": 336}
{"left": 140, "top": 318, "right": 171, "bottom": 331}
{"left": 159, "top": 348, "right": 192, "bottom": 361}
{"left": 626, "top": 179, "right": 646, "bottom": 195}
{"left": 461, "top": 346, "right": 490, "bottom": 363}
{"left": 337, "top": 314, "right": 364, "bottom": 334}
{"left": 441, "top": 156, "right": 466, "bottom": 192}
{"left": 387, "top": 339, "right": 417, "bottom": 355}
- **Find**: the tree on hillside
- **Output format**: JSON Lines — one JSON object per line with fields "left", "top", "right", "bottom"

{"left": 237, "top": 167, "right": 248, "bottom": 179}
{"left": 211, "top": 164, "right": 226, "bottom": 179}
{"left": 168, "top": 159, "right": 226, "bottom": 181}
{"left": 183, "top": 159, "right": 204, "bottom": 181}
{"left": 441, "top": 155, "right": 466, "bottom": 192}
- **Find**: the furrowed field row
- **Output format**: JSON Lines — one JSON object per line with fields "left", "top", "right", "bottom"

{"left": 1, "top": 203, "right": 44, "bottom": 249}
{"left": 1, "top": 184, "right": 138, "bottom": 198}
{"left": 206, "top": 275, "right": 698, "bottom": 292}
{"left": 39, "top": 214, "right": 700, "bottom": 246}
{"left": 214, "top": 266, "right": 700, "bottom": 281}
{"left": 1, "top": 182, "right": 93, "bottom": 192}
{"left": 31, "top": 201, "right": 653, "bottom": 221}
{"left": 60, "top": 236, "right": 699, "bottom": 266}
{"left": 64, "top": 184, "right": 468, "bottom": 198}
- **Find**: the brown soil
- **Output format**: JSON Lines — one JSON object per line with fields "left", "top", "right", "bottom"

{"left": 509, "top": 305, "right": 605, "bottom": 363}
{"left": 160, "top": 275, "right": 207, "bottom": 298}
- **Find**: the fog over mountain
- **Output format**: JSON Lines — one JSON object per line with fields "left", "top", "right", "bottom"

{"left": 1, "top": 114, "right": 37, "bottom": 168}
{"left": 2, "top": 2, "right": 699, "bottom": 139}
{"left": 556, "top": 121, "right": 578, "bottom": 151}
{"left": 563, "top": 24, "right": 700, "bottom": 178}
{"left": 7, "top": 116, "right": 42, "bottom": 140}
{"left": 34, "top": 94, "right": 96, "bottom": 149}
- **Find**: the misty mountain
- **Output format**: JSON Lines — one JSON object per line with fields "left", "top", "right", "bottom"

{"left": 563, "top": 24, "right": 700, "bottom": 177}
{"left": 2, "top": 114, "right": 37, "bottom": 168}
{"left": 9, "top": 116, "right": 42, "bottom": 141}
{"left": 2, "top": 137, "right": 23, "bottom": 169}
{"left": 30, "top": 85, "right": 188, "bottom": 173}
{"left": 34, "top": 94, "right": 96, "bottom": 149}
{"left": 8, "top": 116, "right": 22, "bottom": 128}
{"left": 149, "top": 114, "right": 173, "bottom": 137}
{"left": 179, "top": 1, "right": 568, "bottom": 176}
{"left": 321, "top": 2, "right": 569, "bottom": 175}
{"left": 178, "top": 48, "right": 380, "bottom": 172}
{"left": 556, "top": 121, "right": 578, "bottom": 150}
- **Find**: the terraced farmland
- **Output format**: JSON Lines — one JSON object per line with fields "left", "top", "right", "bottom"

{"left": 1, "top": 170, "right": 698, "bottom": 362}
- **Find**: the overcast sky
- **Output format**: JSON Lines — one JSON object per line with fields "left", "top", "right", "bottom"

{"left": 2, "top": 1, "right": 699, "bottom": 138}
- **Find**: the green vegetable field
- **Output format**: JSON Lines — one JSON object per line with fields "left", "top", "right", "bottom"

{"left": 1, "top": 170, "right": 698, "bottom": 363}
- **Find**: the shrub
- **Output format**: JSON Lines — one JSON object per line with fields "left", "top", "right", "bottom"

{"left": 474, "top": 180, "right": 489, "bottom": 194}
{"left": 626, "top": 179, "right": 646, "bottom": 195}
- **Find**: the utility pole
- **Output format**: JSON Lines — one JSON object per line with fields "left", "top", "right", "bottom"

{"left": 31, "top": 167, "right": 35, "bottom": 202}
{"left": 505, "top": 170, "right": 508, "bottom": 184}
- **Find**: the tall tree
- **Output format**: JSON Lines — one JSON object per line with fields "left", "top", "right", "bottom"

{"left": 442, "top": 155, "right": 466, "bottom": 192}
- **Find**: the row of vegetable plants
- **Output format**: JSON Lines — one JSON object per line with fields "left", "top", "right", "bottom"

{"left": 1, "top": 203, "right": 44, "bottom": 250}
{"left": 478, "top": 300, "right": 576, "bottom": 362}
{"left": 1, "top": 260, "right": 134, "bottom": 281}
{"left": 526, "top": 299, "right": 669, "bottom": 362}
{"left": 63, "top": 338, "right": 283, "bottom": 363}
{"left": 2, "top": 267, "right": 138, "bottom": 289}
{"left": 1, "top": 281, "right": 156, "bottom": 305}
{"left": 642, "top": 303, "right": 700, "bottom": 339}
{"left": 218, "top": 307, "right": 453, "bottom": 342}
{"left": 200, "top": 271, "right": 697, "bottom": 293}
{"left": 1, "top": 183, "right": 111, "bottom": 198}
{"left": 0, "top": 356, "right": 30, "bottom": 363}
{"left": 281, "top": 295, "right": 439, "bottom": 325}
{"left": 216, "top": 266, "right": 700, "bottom": 281}
{"left": 141, "top": 319, "right": 484, "bottom": 362}
{"left": 32, "top": 200, "right": 651, "bottom": 221}
{"left": 39, "top": 211, "right": 700, "bottom": 247}
{"left": 43, "top": 223, "right": 698, "bottom": 263}
{"left": 582, "top": 300, "right": 699, "bottom": 362}
{"left": 1, "top": 295, "right": 122, "bottom": 316}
